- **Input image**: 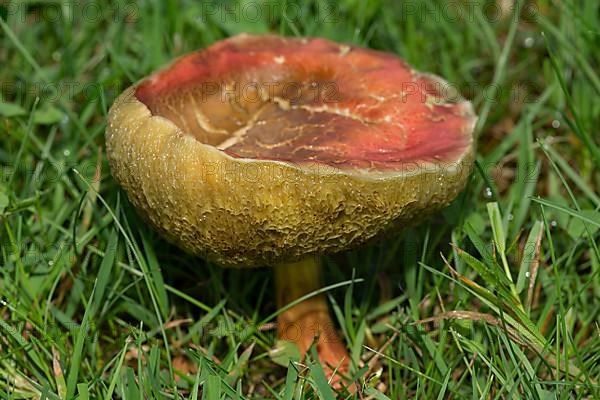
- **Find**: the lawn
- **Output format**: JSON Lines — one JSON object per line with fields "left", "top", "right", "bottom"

{"left": 1, "top": 0, "right": 599, "bottom": 398}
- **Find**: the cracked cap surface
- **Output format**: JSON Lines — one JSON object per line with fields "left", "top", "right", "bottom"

{"left": 106, "top": 34, "right": 477, "bottom": 267}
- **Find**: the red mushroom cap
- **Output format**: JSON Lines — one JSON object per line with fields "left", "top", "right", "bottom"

{"left": 134, "top": 34, "right": 474, "bottom": 173}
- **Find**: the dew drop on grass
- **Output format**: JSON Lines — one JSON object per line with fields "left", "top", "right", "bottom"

{"left": 550, "top": 220, "right": 557, "bottom": 228}
{"left": 484, "top": 187, "right": 493, "bottom": 198}
{"left": 551, "top": 119, "right": 560, "bottom": 129}
{"left": 507, "top": 213, "right": 514, "bottom": 221}
{"left": 523, "top": 37, "right": 534, "bottom": 48}
{"left": 525, "top": 271, "right": 530, "bottom": 278}
{"left": 48, "top": 260, "right": 54, "bottom": 266}
{"left": 63, "top": 149, "right": 71, "bottom": 157}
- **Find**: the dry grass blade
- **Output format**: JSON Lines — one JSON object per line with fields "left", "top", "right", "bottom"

{"left": 364, "top": 332, "right": 399, "bottom": 376}
{"left": 52, "top": 347, "right": 67, "bottom": 398}
{"left": 525, "top": 222, "right": 544, "bottom": 311}
{"left": 413, "top": 310, "right": 527, "bottom": 347}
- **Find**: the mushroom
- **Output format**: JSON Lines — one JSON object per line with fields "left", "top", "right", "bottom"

{"left": 106, "top": 34, "right": 476, "bottom": 386}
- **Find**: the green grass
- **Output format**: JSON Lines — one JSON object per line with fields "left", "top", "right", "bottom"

{"left": 1, "top": 0, "right": 599, "bottom": 398}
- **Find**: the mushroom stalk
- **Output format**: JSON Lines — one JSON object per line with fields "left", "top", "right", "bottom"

{"left": 274, "top": 257, "right": 350, "bottom": 379}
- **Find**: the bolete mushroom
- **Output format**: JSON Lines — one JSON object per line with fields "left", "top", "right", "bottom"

{"left": 106, "top": 34, "right": 476, "bottom": 386}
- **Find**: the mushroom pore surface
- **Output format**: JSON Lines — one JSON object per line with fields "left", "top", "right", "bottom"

{"left": 134, "top": 35, "right": 474, "bottom": 171}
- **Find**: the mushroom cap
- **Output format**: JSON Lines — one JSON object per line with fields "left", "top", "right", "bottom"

{"left": 106, "top": 34, "right": 476, "bottom": 267}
